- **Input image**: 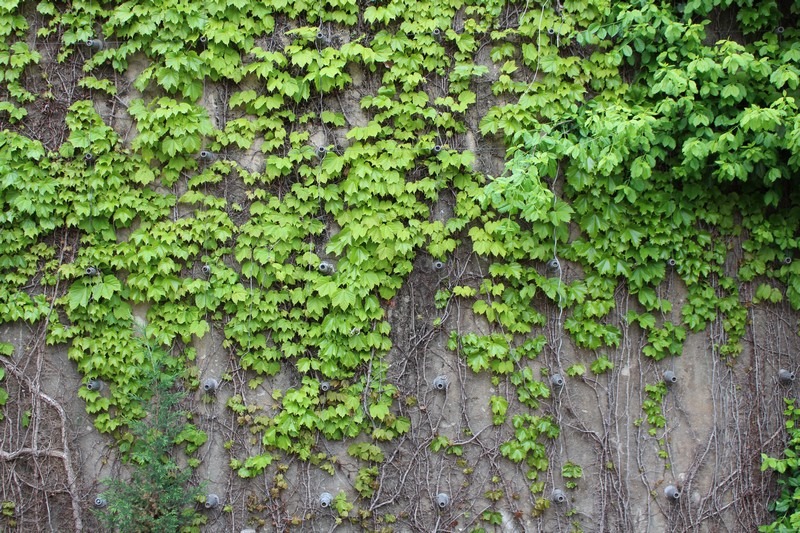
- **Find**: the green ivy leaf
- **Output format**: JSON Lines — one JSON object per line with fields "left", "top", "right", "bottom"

{"left": 92, "top": 275, "right": 122, "bottom": 300}
{"left": 566, "top": 364, "right": 586, "bottom": 377}
{"left": 331, "top": 288, "right": 356, "bottom": 310}
{"left": 590, "top": 355, "right": 614, "bottom": 375}
{"left": 67, "top": 281, "right": 91, "bottom": 310}
{"left": 369, "top": 402, "right": 390, "bottom": 420}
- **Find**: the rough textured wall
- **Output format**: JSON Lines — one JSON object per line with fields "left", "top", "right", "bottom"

{"left": 0, "top": 1, "right": 798, "bottom": 532}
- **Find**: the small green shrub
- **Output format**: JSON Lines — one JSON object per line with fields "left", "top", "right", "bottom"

{"left": 761, "top": 399, "right": 800, "bottom": 532}
{"left": 95, "top": 346, "right": 205, "bottom": 533}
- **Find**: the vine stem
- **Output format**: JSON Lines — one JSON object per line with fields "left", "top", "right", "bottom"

{"left": 0, "top": 229, "right": 82, "bottom": 530}
{"left": 0, "top": 355, "right": 83, "bottom": 532}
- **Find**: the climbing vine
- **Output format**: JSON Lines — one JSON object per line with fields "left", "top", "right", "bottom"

{"left": 1, "top": 0, "right": 799, "bottom": 530}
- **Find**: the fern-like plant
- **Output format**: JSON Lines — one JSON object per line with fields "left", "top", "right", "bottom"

{"left": 95, "top": 347, "right": 204, "bottom": 532}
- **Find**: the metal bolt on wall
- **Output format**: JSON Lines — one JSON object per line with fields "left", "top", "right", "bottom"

{"left": 779, "top": 369, "right": 795, "bottom": 384}
{"left": 203, "top": 378, "right": 218, "bottom": 394}
{"left": 319, "top": 492, "right": 333, "bottom": 508}
{"left": 436, "top": 493, "right": 449, "bottom": 509}
{"left": 204, "top": 494, "right": 220, "bottom": 509}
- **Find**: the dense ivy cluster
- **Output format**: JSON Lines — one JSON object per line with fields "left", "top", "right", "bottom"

{"left": 1, "top": 0, "right": 799, "bottom": 529}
